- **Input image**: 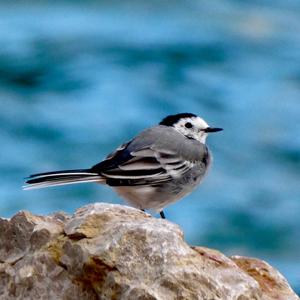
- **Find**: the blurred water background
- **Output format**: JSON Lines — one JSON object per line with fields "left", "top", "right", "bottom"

{"left": 0, "top": 0, "right": 299, "bottom": 293}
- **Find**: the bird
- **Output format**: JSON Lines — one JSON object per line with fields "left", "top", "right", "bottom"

{"left": 23, "top": 113, "right": 222, "bottom": 219}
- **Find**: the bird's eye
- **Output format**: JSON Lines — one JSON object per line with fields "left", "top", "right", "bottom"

{"left": 185, "top": 122, "right": 193, "bottom": 129}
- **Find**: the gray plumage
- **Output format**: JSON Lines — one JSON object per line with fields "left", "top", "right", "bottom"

{"left": 24, "top": 113, "right": 222, "bottom": 217}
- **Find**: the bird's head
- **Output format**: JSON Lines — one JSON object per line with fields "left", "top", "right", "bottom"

{"left": 159, "top": 113, "right": 223, "bottom": 143}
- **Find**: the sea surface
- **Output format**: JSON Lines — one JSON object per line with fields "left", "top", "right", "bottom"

{"left": 0, "top": 0, "right": 299, "bottom": 294}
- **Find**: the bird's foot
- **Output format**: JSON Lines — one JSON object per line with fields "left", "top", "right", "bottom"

{"left": 160, "top": 211, "right": 166, "bottom": 219}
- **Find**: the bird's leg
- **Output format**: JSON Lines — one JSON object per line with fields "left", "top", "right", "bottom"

{"left": 160, "top": 211, "right": 166, "bottom": 219}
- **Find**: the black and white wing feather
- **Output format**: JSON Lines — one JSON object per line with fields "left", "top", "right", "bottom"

{"left": 91, "top": 126, "right": 208, "bottom": 186}
{"left": 23, "top": 125, "right": 209, "bottom": 190}
{"left": 92, "top": 148, "right": 195, "bottom": 186}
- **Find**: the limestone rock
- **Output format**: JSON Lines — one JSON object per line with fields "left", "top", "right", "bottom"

{"left": 0, "top": 203, "right": 298, "bottom": 300}
{"left": 232, "top": 256, "right": 299, "bottom": 300}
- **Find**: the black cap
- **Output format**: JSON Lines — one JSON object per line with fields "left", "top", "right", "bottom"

{"left": 159, "top": 113, "right": 197, "bottom": 127}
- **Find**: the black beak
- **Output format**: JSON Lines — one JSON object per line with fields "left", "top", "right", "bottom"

{"left": 203, "top": 127, "right": 223, "bottom": 133}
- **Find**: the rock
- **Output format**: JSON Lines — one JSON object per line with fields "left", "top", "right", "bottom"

{"left": 232, "top": 256, "right": 299, "bottom": 300}
{"left": 0, "top": 203, "right": 298, "bottom": 300}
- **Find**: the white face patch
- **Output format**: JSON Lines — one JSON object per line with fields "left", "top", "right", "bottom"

{"left": 173, "top": 116, "right": 209, "bottom": 143}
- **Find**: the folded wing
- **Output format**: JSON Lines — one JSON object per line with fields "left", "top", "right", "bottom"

{"left": 91, "top": 146, "right": 196, "bottom": 186}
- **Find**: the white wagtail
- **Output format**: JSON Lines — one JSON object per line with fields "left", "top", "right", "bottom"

{"left": 24, "top": 113, "right": 222, "bottom": 219}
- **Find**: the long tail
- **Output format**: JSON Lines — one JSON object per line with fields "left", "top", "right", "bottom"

{"left": 23, "top": 169, "right": 104, "bottom": 190}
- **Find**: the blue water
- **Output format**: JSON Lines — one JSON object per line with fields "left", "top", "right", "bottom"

{"left": 0, "top": 1, "right": 299, "bottom": 294}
